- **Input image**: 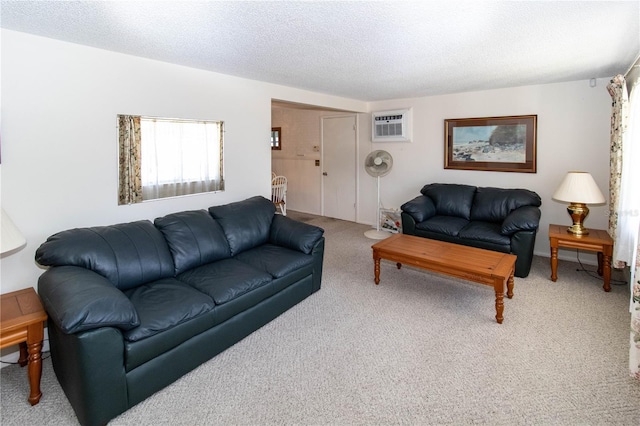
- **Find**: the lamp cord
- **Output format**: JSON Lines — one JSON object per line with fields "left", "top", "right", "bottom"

{"left": 575, "top": 250, "right": 627, "bottom": 286}
{"left": 0, "top": 339, "right": 51, "bottom": 365}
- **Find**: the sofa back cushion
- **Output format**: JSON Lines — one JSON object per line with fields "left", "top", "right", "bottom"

{"left": 208, "top": 196, "right": 275, "bottom": 256}
{"left": 155, "top": 210, "right": 231, "bottom": 275}
{"left": 420, "top": 183, "right": 476, "bottom": 220}
{"left": 470, "top": 187, "right": 542, "bottom": 223}
{"left": 35, "top": 221, "right": 175, "bottom": 291}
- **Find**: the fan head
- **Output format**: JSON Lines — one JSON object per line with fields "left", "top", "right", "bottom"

{"left": 364, "top": 150, "right": 393, "bottom": 177}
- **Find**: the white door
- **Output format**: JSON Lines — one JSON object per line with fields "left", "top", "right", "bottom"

{"left": 322, "top": 115, "right": 357, "bottom": 221}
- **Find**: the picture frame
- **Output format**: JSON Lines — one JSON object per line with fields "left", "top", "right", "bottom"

{"left": 444, "top": 115, "right": 537, "bottom": 173}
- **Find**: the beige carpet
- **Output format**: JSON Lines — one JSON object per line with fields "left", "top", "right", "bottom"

{"left": 2, "top": 213, "right": 639, "bottom": 425}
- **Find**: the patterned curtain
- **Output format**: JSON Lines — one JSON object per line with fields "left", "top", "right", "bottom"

{"left": 606, "top": 75, "right": 628, "bottom": 269}
{"left": 607, "top": 72, "right": 640, "bottom": 380}
{"left": 632, "top": 239, "right": 640, "bottom": 381}
{"left": 118, "top": 115, "right": 143, "bottom": 205}
{"left": 625, "top": 77, "right": 640, "bottom": 381}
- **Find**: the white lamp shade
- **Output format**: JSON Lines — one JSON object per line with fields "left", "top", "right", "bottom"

{"left": 1, "top": 208, "right": 26, "bottom": 254}
{"left": 552, "top": 171, "right": 606, "bottom": 204}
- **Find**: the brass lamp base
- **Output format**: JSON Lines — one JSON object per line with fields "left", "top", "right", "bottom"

{"left": 566, "top": 202, "right": 590, "bottom": 235}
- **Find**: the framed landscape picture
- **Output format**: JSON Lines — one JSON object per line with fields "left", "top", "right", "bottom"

{"left": 444, "top": 115, "right": 537, "bottom": 173}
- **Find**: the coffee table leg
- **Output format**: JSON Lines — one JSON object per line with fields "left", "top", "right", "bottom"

{"left": 507, "top": 272, "right": 514, "bottom": 299}
{"left": 493, "top": 278, "right": 509, "bottom": 324}
{"left": 374, "top": 256, "right": 381, "bottom": 285}
{"left": 495, "top": 293, "right": 504, "bottom": 324}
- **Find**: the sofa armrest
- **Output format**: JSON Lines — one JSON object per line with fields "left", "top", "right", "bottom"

{"left": 400, "top": 212, "right": 417, "bottom": 235}
{"left": 401, "top": 195, "right": 436, "bottom": 223}
{"left": 269, "top": 215, "right": 324, "bottom": 254}
{"left": 38, "top": 266, "right": 140, "bottom": 334}
{"left": 501, "top": 206, "right": 541, "bottom": 236}
{"left": 310, "top": 237, "right": 325, "bottom": 293}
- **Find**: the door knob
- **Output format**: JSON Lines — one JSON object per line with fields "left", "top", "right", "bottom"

{"left": 322, "top": 172, "right": 328, "bottom": 176}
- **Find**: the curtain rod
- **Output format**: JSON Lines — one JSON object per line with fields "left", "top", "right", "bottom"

{"left": 624, "top": 53, "right": 640, "bottom": 77}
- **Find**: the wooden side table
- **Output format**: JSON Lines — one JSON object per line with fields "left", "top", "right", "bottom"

{"left": 0, "top": 287, "right": 48, "bottom": 405}
{"left": 548, "top": 224, "right": 614, "bottom": 292}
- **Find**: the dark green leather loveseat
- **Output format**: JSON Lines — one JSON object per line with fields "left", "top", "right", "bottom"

{"left": 401, "top": 184, "right": 541, "bottom": 278}
{"left": 35, "top": 196, "right": 325, "bottom": 426}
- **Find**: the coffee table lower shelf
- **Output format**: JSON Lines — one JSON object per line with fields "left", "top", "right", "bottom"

{"left": 372, "top": 234, "right": 517, "bottom": 324}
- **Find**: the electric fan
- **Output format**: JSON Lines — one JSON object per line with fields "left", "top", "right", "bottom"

{"left": 364, "top": 150, "right": 394, "bottom": 239}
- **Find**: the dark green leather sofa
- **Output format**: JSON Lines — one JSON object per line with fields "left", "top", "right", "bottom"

{"left": 35, "top": 196, "right": 325, "bottom": 426}
{"left": 401, "top": 184, "right": 541, "bottom": 278}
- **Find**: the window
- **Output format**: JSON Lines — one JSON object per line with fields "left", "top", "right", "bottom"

{"left": 118, "top": 115, "right": 224, "bottom": 204}
{"left": 271, "top": 127, "right": 282, "bottom": 150}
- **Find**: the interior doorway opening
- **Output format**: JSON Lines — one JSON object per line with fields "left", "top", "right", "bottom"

{"left": 270, "top": 100, "right": 360, "bottom": 220}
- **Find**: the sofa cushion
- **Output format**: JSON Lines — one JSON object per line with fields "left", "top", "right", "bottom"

{"left": 470, "top": 187, "right": 542, "bottom": 223}
{"left": 235, "top": 244, "right": 315, "bottom": 278}
{"left": 178, "top": 258, "right": 272, "bottom": 305}
{"left": 123, "top": 278, "right": 215, "bottom": 342}
{"left": 124, "top": 305, "right": 216, "bottom": 372}
{"left": 415, "top": 216, "right": 469, "bottom": 237}
{"left": 35, "top": 221, "right": 175, "bottom": 291}
{"left": 155, "top": 210, "right": 231, "bottom": 275}
{"left": 211, "top": 280, "right": 278, "bottom": 327}
{"left": 458, "top": 222, "right": 511, "bottom": 246}
{"left": 208, "top": 196, "right": 275, "bottom": 256}
{"left": 420, "top": 184, "right": 476, "bottom": 220}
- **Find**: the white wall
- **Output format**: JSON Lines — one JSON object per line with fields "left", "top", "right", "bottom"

{"left": 0, "top": 30, "right": 365, "bottom": 295}
{"left": 361, "top": 79, "right": 612, "bottom": 262}
{"left": 271, "top": 80, "right": 612, "bottom": 264}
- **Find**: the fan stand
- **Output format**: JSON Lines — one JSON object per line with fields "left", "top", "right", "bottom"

{"left": 364, "top": 176, "right": 390, "bottom": 240}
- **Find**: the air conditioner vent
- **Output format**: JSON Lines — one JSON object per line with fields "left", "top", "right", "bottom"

{"left": 372, "top": 109, "right": 412, "bottom": 142}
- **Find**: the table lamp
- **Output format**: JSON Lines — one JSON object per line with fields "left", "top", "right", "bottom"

{"left": 552, "top": 171, "right": 605, "bottom": 236}
{"left": 1, "top": 208, "right": 26, "bottom": 255}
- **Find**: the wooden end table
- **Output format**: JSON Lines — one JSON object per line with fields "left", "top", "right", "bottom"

{"left": 0, "top": 287, "right": 48, "bottom": 405}
{"left": 548, "top": 224, "right": 614, "bottom": 292}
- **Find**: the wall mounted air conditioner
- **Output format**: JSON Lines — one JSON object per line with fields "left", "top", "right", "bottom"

{"left": 371, "top": 108, "right": 412, "bottom": 142}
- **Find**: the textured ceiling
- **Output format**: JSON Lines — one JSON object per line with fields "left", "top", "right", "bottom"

{"left": 1, "top": 1, "right": 639, "bottom": 101}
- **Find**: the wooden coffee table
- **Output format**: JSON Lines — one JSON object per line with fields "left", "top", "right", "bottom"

{"left": 372, "top": 234, "right": 516, "bottom": 324}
